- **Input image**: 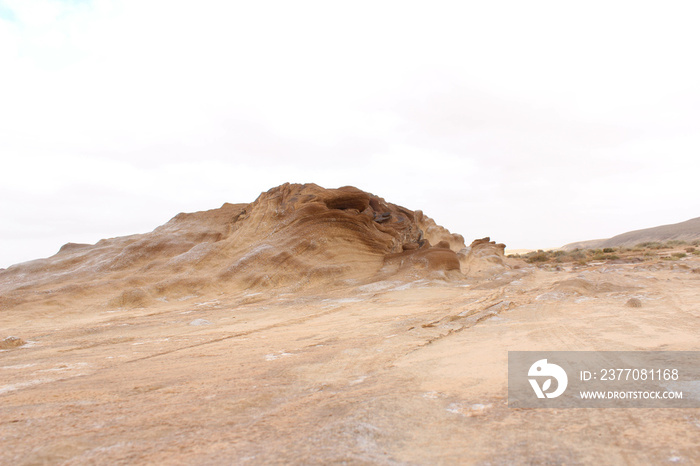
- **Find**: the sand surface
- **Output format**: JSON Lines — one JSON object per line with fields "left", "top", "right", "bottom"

{"left": 1, "top": 185, "right": 699, "bottom": 464}
{"left": 2, "top": 260, "right": 699, "bottom": 464}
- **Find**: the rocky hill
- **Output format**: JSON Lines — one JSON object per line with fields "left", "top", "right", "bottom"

{"left": 0, "top": 183, "right": 506, "bottom": 312}
{"left": 561, "top": 216, "right": 700, "bottom": 250}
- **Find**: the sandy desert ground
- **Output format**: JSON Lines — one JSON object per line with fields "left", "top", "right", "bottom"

{"left": 1, "top": 184, "right": 699, "bottom": 464}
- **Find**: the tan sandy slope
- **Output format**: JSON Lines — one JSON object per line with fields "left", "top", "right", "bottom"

{"left": 562, "top": 216, "right": 700, "bottom": 250}
{"left": 1, "top": 184, "right": 699, "bottom": 464}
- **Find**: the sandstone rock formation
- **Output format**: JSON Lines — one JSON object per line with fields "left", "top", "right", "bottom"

{"left": 458, "top": 237, "right": 507, "bottom": 278}
{"left": 0, "top": 183, "right": 503, "bottom": 311}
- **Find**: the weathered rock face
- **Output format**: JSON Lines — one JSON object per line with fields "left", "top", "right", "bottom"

{"left": 458, "top": 237, "right": 508, "bottom": 277}
{"left": 0, "top": 183, "right": 480, "bottom": 310}
{"left": 213, "top": 183, "right": 467, "bottom": 287}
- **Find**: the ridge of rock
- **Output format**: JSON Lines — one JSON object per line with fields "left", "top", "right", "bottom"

{"left": 0, "top": 183, "right": 507, "bottom": 309}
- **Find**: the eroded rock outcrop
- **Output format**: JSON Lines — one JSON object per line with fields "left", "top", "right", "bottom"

{"left": 459, "top": 237, "right": 508, "bottom": 277}
{"left": 0, "top": 183, "right": 504, "bottom": 308}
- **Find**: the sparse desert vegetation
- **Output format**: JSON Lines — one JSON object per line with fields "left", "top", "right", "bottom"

{"left": 508, "top": 240, "right": 700, "bottom": 266}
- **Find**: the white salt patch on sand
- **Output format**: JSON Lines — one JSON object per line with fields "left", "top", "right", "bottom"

{"left": 536, "top": 292, "right": 566, "bottom": 301}
{"left": 325, "top": 297, "right": 363, "bottom": 304}
{"left": 1, "top": 363, "right": 37, "bottom": 370}
{"left": 265, "top": 352, "right": 293, "bottom": 361}
{"left": 350, "top": 376, "right": 367, "bottom": 385}
{"left": 37, "top": 362, "right": 89, "bottom": 373}
{"left": 132, "top": 338, "right": 170, "bottom": 346}
{"left": 358, "top": 281, "right": 403, "bottom": 293}
{"left": 189, "top": 319, "right": 212, "bottom": 326}
{"left": 0, "top": 371, "right": 89, "bottom": 394}
{"left": 446, "top": 403, "right": 462, "bottom": 414}
{"left": 446, "top": 402, "right": 492, "bottom": 416}
{"left": 177, "top": 295, "right": 198, "bottom": 301}
{"left": 0, "top": 379, "right": 52, "bottom": 395}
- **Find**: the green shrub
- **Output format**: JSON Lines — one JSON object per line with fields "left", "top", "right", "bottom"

{"left": 603, "top": 247, "right": 615, "bottom": 253}
{"left": 526, "top": 252, "right": 550, "bottom": 263}
{"left": 570, "top": 251, "right": 586, "bottom": 261}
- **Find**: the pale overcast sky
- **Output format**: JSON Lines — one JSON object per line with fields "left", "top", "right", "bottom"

{"left": 1, "top": 0, "right": 699, "bottom": 267}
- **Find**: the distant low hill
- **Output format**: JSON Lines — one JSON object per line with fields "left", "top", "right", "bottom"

{"left": 562, "top": 216, "right": 700, "bottom": 250}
